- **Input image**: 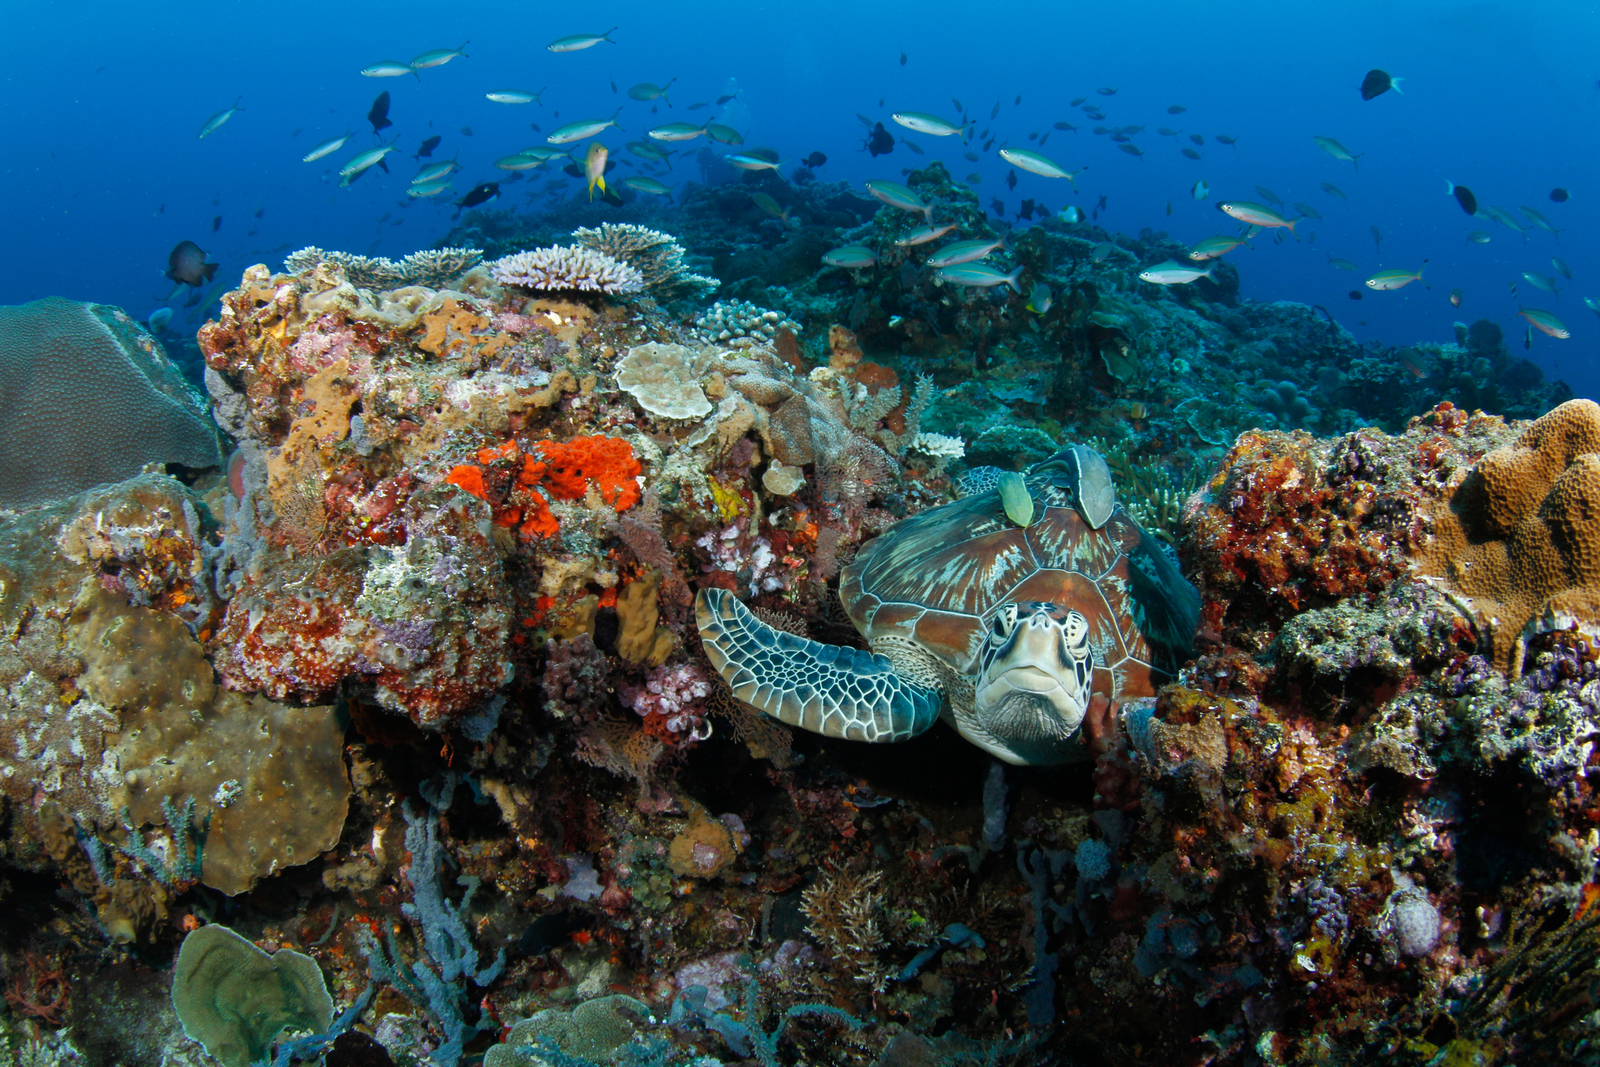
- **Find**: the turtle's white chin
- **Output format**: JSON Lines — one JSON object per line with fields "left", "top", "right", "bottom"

{"left": 975, "top": 674, "right": 1087, "bottom": 742}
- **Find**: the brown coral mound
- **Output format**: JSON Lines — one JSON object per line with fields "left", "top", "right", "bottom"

{"left": 1417, "top": 398, "right": 1600, "bottom": 673}
{"left": 0, "top": 297, "right": 220, "bottom": 508}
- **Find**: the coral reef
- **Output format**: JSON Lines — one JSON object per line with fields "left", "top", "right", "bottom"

{"left": 5, "top": 182, "right": 1599, "bottom": 1067}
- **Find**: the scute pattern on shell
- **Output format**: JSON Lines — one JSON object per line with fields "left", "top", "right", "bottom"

{"left": 841, "top": 458, "right": 1200, "bottom": 704}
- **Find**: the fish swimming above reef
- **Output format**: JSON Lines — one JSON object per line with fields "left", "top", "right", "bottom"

{"left": 486, "top": 89, "right": 542, "bottom": 105}
{"left": 584, "top": 142, "right": 608, "bottom": 199}
{"left": 801, "top": 151, "right": 827, "bottom": 168}
{"left": 1181, "top": 148, "right": 1201, "bottom": 160}
{"left": 1025, "top": 281, "right": 1052, "bottom": 314}
{"left": 453, "top": 181, "right": 499, "bottom": 215}
{"left": 411, "top": 42, "right": 469, "bottom": 69}
{"left": 1254, "top": 186, "right": 1285, "bottom": 207}
{"left": 648, "top": 122, "right": 705, "bottom": 142}
{"left": 1520, "top": 271, "right": 1559, "bottom": 295}
{"left": 892, "top": 112, "right": 970, "bottom": 139}
{"left": 198, "top": 98, "right": 242, "bottom": 139}
{"left": 368, "top": 91, "right": 393, "bottom": 133}
{"left": 1168, "top": 104, "right": 1186, "bottom": 114}
{"left": 862, "top": 122, "right": 895, "bottom": 157}
{"left": 1313, "top": 136, "right": 1362, "bottom": 168}
{"left": 1360, "top": 68, "right": 1403, "bottom": 99}
{"left": 1446, "top": 181, "right": 1478, "bottom": 216}
{"left": 1189, "top": 235, "right": 1249, "bottom": 260}
{"left": 623, "top": 175, "right": 671, "bottom": 197}
{"left": 412, "top": 158, "right": 460, "bottom": 184}
{"left": 303, "top": 134, "right": 349, "bottom": 162}
{"left": 1293, "top": 202, "right": 1322, "bottom": 220}
{"left": 1365, "top": 261, "right": 1427, "bottom": 290}
{"left": 823, "top": 244, "right": 877, "bottom": 268}
{"left": 935, "top": 263, "right": 1025, "bottom": 292}
{"left": 339, "top": 144, "right": 396, "bottom": 186}
{"left": 414, "top": 135, "right": 441, "bottom": 159}
{"left": 998, "top": 148, "right": 1084, "bottom": 187}
{"left": 706, "top": 124, "right": 744, "bottom": 145}
{"left": 1551, "top": 187, "right": 1570, "bottom": 202}
{"left": 895, "top": 222, "right": 959, "bottom": 247}
{"left": 751, "top": 191, "right": 789, "bottom": 222}
{"left": 165, "top": 240, "right": 217, "bottom": 287}
{"left": 1520, "top": 205, "right": 1562, "bottom": 239}
{"left": 549, "top": 114, "right": 623, "bottom": 144}
{"left": 1139, "top": 259, "right": 1214, "bottom": 285}
{"left": 1519, "top": 308, "right": 1569, "bottom": 338}
{"left": 1192, "top": 180, "right": 1209, "bottom": 200}
{"left": 1327, "top": 256, "right": 1358, "bottom": 270}
{"left": 1449, "top": 288, "right": 1463, "bottom": 306}
{"left": 1553, "top": 256, "right": 1573, "bottom": 280}
{"left": 726, "top": 152, "right": 781, "bottom": 171}
{"left": 628, "top": 80, "right": 675, "bottom": 104}
{"left": 926, "top": 236, "right": 1007, "bottom": 268}
{"left": 1320, "top": 182, "right": 1346, "bottom": 199}
{"left": 1215, "top": 134, "right": 1238, "bottom": 146}
{"left": 864, "top": 179, "right": 932, "bottom": 222}
{"left": 1219, "top": 201, "right": 1297, "bottom": 235}
{"left": 360, "top": 60, "right": 416, "bottom": 79}
{"left": 548, "top": 28, "right": 617, "bottom": 52}
{"left": 406, "top": 179, "right": 453, "bottom": 198}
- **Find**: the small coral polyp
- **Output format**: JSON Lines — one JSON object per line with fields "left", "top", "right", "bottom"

{"left": 444, "top": 435, "right": 642, "bottom": 540}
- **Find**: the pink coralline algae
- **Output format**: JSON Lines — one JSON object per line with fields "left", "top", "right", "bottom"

{"left": 621, "top": 662, "right": 712, "bottom": 740}
{"left": 489, "top": 246, "right": 645, "bottom": 294}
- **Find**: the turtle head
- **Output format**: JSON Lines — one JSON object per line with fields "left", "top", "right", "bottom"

{"left": 974, "top": 601, "right": 1094, "bottom": 741}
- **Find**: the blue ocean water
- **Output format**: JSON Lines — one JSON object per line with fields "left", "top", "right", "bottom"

{"left": 2, "top": 1, "right": 1594, "bottom": 398}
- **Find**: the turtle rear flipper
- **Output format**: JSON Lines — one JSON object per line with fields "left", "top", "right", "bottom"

{"left": 696, "top": 588, "right": 941, "bottom": 742}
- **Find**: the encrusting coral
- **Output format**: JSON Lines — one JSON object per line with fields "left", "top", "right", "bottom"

{"left": 1415, "top": 398, "right": 1600, "bottom": 674}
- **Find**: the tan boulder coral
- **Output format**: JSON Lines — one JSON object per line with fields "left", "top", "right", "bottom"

{"left": 1415, "top": 399, "right": 1600, "bottom": 674}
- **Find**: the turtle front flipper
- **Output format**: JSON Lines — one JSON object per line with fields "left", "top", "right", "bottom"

{"left": 696, "top": 588, "right": 942, "bottom": 742}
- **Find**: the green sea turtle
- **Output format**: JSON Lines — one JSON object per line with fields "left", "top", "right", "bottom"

{"left": 696, "top": 445, "right": 1201, "bottom": 765}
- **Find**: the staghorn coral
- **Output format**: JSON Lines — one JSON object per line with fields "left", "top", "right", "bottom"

{"left": 283, "top": 246, "right": 483, "bottom": 290}
{"left": 571, "top": 222, "right": 719, "bottom": 302}
{"left": 0, "top": 297, "right": 220, "bottom": 509}
{"left": 489, "top": 245, "right": 644, "bottom": 294}
{"left": 1415, "top": 398, "right": 1600, "bottom": 675}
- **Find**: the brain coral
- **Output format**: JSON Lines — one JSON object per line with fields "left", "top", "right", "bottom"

{"left": 1416, "top": 398, "right": 1600, "bottom": 674}
{"left": 0, "top": 297, "right": 220, "bottom": 508}
{"left": 489, "top": 246, "right": 645, "bottom": 294}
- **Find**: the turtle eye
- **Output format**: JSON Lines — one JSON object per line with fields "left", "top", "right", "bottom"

{"left": 990, "top": 605, "right": 1017, "bottom": 643}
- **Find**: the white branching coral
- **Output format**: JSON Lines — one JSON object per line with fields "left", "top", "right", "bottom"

{"left": 489, "top": 246, "right": 645, "bottom": 294}
{"left": 614, "top": 342, "right": 714, "bottom": 419}
{"left": 283, "top": 247, "right": 483, "bottom": 290}
{"left": 571, "top": 223, "right": 718, "bottom": 302}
